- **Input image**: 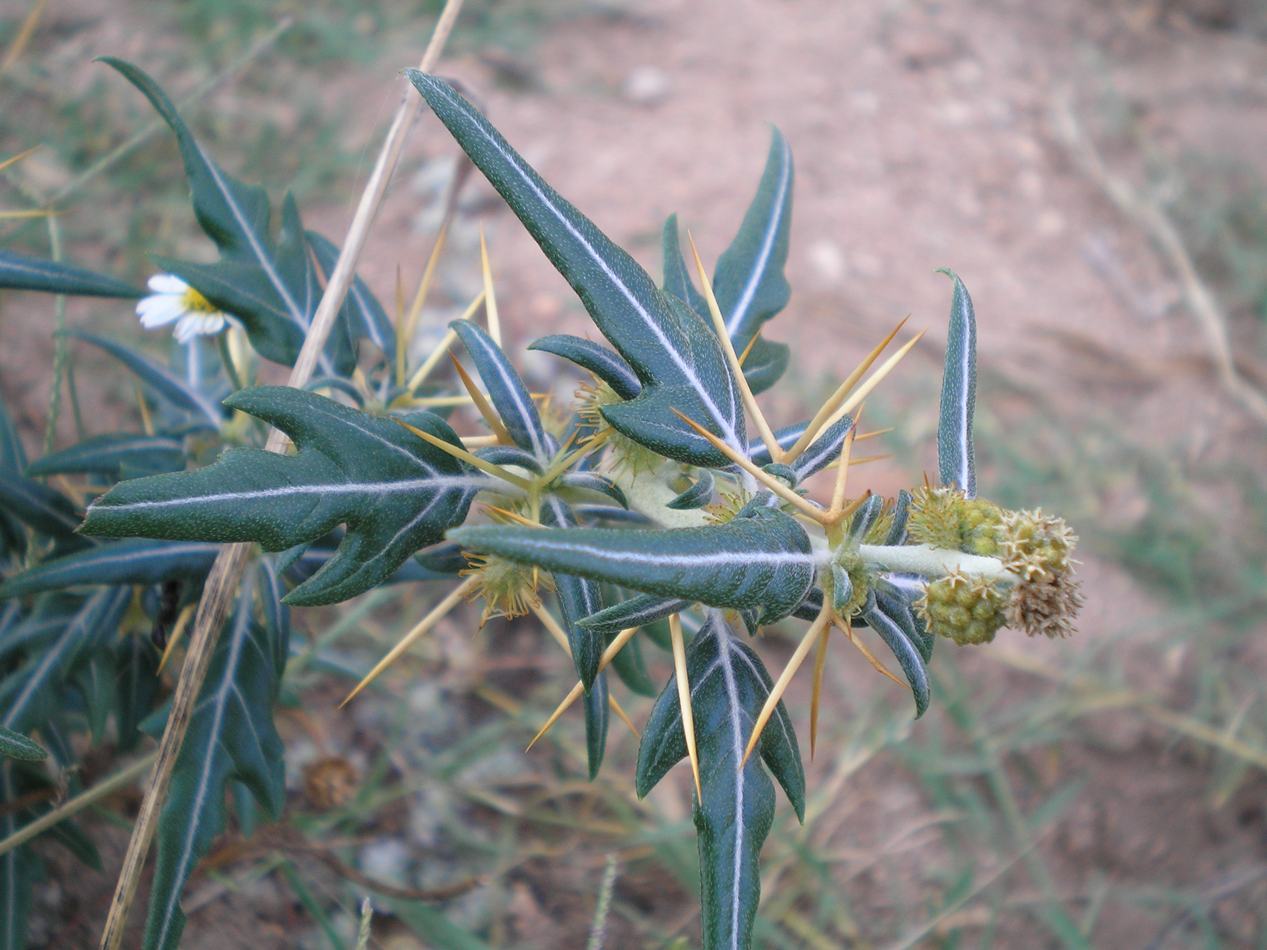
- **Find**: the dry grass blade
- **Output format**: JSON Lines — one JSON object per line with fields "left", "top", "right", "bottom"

{"left": 743, "top": 604, "right": 833, "bottom": 767}
{"left": 672, "top": 409, "right": 829, "bottom": 523}
{"left": 783, "top": 316, "right": 908, "bottom": 463}
{"left": 98, "top": 5, "right": 468, "bottom": 946}
{"left": 341, "top": 576, "right": 479, "bottom": 707}
{"left": 686, "top": 231, "right": 782, "bottom": 461}
{"left": 526, "top": 626, "right": 639, "bottom": 751}
{"left": 0, "top": 146, "right": 39, "bottom": 174}
{"left": 669, "top": 614, "right": 703, "bottom": 800}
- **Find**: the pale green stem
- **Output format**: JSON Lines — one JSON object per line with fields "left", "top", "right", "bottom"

{"left": 858, "top": 543, "right": 1009, "bottom": 581}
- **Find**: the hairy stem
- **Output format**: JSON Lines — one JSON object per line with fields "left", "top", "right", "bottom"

{"left": 858, "top": 543, "right": 1008, "bottom": 580}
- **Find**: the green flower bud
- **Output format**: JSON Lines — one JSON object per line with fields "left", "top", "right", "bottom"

{"left": 916, "top": 571, "right": 1007, "bottom": 645}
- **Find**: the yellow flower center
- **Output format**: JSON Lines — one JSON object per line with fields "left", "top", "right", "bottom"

{"left": 180, "top": 286, "right": 217, "bottom": 314}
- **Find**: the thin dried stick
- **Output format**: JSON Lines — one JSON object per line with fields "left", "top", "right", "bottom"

{"left": 97, "top": 4, "right": 467, "bottom": 946}
{"left": 1053, "top": 89, "right": 1267, "bottom": 427}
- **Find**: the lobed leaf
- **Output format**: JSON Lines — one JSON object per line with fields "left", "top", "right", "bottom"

{"left": 529, "top": 334, "right": 641, "bottom": 400}
{"left": 451, "top": 507, "right": 817, "bottom": 624}
{"left": 410, "top": 72, "right": 746, "bottom": 467}
{"left": 83, "top": 387, "right": 484, "bottom": 605}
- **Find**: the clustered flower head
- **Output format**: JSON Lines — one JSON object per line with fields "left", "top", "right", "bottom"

{"left": 908, "top": 488, "right": 1082, "bottom": 644}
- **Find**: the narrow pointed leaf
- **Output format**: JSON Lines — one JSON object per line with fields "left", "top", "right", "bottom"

{"left": 580, "top": 592, "right": 690, "bottom": 637}
{"left": 792, "top": 414, "right": 855, "bottom": 480}
{"left": 82, "top": 387, "right": 484, "bottom": 605}
{"left": 861, "top": 596, "right": 930, "bottom": 718}
{"left": 874, "top": 588, "right": 932, "bottom": 663}
{"left": 1, "top": 763, "right": 38, "bottom": 950}
{"left": 142, "top": 577, "right": 286, "bottom": 950}
{"left": 0, "top": 539, "right": 219, "bottom": 599}
{"left": 25, "top": 433, "right": 185, "bottom": 478}
{"left": 583, "top": 671, "right": 610, "bottom": 779}
{"left": 886, "top": 489, "right": 912, "bottom": 546}
{"left": 0, "top": 249, "right": 142, "bottom": 298}
{"left": 556, "top": 471, "right": 627, "bottom": 508}
{"left": 736, "top": 335, "right": 790, "bottom": 395}
{"left": 451, "top": 507, "right": 816, "bottom": 623}
{"left": 0, "top": 472, "right": 81, "bottom": 538}
{"left": 936, "top": 269, "right": 977, "bottom": 497}
{"left": 542, "top": 496, "right": 604, "bottom": 689}
{"left": 666, "top": 469, "right": 714, "bottom": 510}
{"left": 661, "top": 214, "right": 708, "bottom": 317}
{"left": 712, "top": 129, "right": 794, "bottom": 351}
{"left": 114, "top": 634, "right": 160, "bottom": 753}
{"left": 0, "top": 726, "right": 47, "bottom": 762}
{"left": 409, "top": 72, "right": 746, "bottom": 466}
{"left": 635, "top": 615, "right": 804, "bottom": 950}
{"left": 452, "top": 321, "right": 550, "bottom": 460}
{"left": 529, "top": 334, "right": 641, "bottom": 400}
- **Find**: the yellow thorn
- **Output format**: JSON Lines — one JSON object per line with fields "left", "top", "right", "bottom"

{"left": 669, "top": 614, "right": 703, "bottom": 801}
{"left": 340, "top": 576, "right": 479, "bottom": 707}
{"left": 836, "top": 620, "right": 905, "bottom": 689}
{"left": 809, "top": 620, "right": 832, "bottom": 761}
{"left": 736, "top": 334, "right": 760, "bottom": 367}
{"left": 405, "top": 290, "right": 485, "bottom": 395}
{"left": 856, "top": 426, "right": 893, "bottom": 443}
{"left": 0, "top": 146, "right": 40, "bottom": 174}
{"left": 155, "top": 604, "right": 196, "bottom": 675}
{"left": 398, "top": 221, "right": 450, "bottom": 386}
{"left": 824, "top": 331, "right": 927, "bottom": 431}
{"left": 391, "top": 417, "right": 534, "bottom": 491}
{"left": 449, "top": 353, "right": 515, "bottom": 445}
{"left": 610, "top": 693, "right": 640, "bottom": 739}
{"left": 0, "top": 208, "right": 59, "bottom": 220}
{"left": 531, "top": 602, "right": 572, "bottom": 654}
{"left": 742, "top": 604, "right": 834, "bottom": 767}
{"left": 828, "top": 411, "right": 858, "bottom": 518}
{"left": 672, "top": 409, "right": 830, "bottom": 524}
{"left": 484, "top": 505, "right": 541, "bottom": 528}
{"left": 686, "top": 231, "right": 783, "bottom": 463}
{"left": 479, "top": 229, "right": 502, "bottom": 346}
{"left": 540, "top": 427, "right": 608, "bottom": 486}
{"left": 783, "top": 316, "right": 910, "bottom": 464}
{"left": 526, "top": 625, "right": 640, "bottom": 751}
{"left": 134, "top": 381, "right": 154, "bottom": 437}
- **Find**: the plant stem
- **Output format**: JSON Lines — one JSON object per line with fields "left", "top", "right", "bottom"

{"left": 96, "top": 5, "right": 467, "bottom": 946}
{"left": 858, "top": 543, "right": 1008, "bottom": 580}
{"left": 0, "top": 752, "right": 156, "bottom": 857}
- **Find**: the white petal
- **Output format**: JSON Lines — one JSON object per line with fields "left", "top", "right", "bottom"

{"left": 173, "top": 315, "right": 201, "bottom": 343}
{"left": 147, "top": 273, "right": 188, "bottom": 294}
{"left": 137, "top": 295, "right": 185, "bottom": 328}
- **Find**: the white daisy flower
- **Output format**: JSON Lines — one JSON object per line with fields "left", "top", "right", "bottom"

{"left": 136, "top": 274, "right": 237, "bottom": 343}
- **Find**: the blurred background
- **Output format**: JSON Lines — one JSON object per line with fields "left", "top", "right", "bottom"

{"left": 2, "top": 0, "right": 1266, "bottom": 946}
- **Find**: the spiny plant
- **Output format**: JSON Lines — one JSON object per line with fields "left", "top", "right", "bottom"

{"left": 0, "top": 59, "right": 1082, "bottom": 950}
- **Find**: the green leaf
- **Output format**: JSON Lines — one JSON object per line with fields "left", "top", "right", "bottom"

{"left": 0, "top": 472, "right": 81, "bottom": 538}
{"left": 143, "top": 575, "right": 286, "bottom": 950}
{"left": 0, "top": 587, "right": 130, "bottom": 734}
{"left": 102, "top": 59, "right": 347, "bottom": 375}
{"left": 83, "top": 387, "right": 485, "bottom": 605}
{"left": 735, "top": 336, "right": 789, "bottom": 396}
{"left": 0, "top": 763, "right": 39, "bottom": 950}
{"left": 114, "top": 634, "right": 159, "bottom": 753}
{"left": 0, "top": 539, "right": 219, "bottom": 600}
{"left": 0, "top": 726, "right": 47, "bottom": 762}
{"left": 529, "top": 334, "right": 641, "bottom": 400}
{"left": 861, "top": 594, "right": 930, "bottom": 718}
{"left": 74, "top": 651, "right": 117, "bottom": 744}
{"left": 25, "top": 433, "right": 185, "bottom": 478}
{"left": 711, "top": 129, "right": 794, "bottom": 354}
{"left": 305, "top": 230, "right": 395, "bottom": 363}
{"left": 555, "top": 472, "right": 627, "bottom": 508}
{"left": 583, "top": 671, "right": 609, "bottom": 780}
{"left": 607, "top": 628, "right": 658, "bottom": 697}
{"left": 541, "top": 497, "right": 604, "bottom": 690}
{"left": 666, "top": 469, "right": 714, "bottom": 510}
{"left": 452, "top": 321, "right": 551, "bottom": 460}
{"left": 409, "top": 72, "right": 746, "bottom": 467}
{"left": 69, "top": 331, "right": 225, "bottom": 429}
{"left": 661, "top": 213, "right": 709, "bottom": 317}
{"left": 0, "top": 249, "right": 142, "bottom": 298}
{"left": 635, "top": 614, "right": 804, "bottom": 950}
{"left": 579, "top": 592, "right": 689, "bottom": 637}
{"left": 936, "top": 269, "right": 977, "bottom": 497}
{"left": 450, "top": 507, "right": 817, "bottom": 624}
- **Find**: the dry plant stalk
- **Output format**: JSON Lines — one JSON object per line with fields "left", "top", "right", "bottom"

{"left": 97, "top": 2, "right": 467, "bottom": 944}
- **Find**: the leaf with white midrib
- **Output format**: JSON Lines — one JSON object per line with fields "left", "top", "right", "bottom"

{"left": 452, "top": 321, "right": 551, "bottom": 461}
{"left": 635, "top": 614, "right": 804, "bottom": 950}
{"left": 143, "top": 574, "right": 286, "bottom": 950}
{"left": 0, "top": 539, "right": 219, "bottom": 599}
{"left": 83, "top": 387, "right": 484, "bottom": 605}
{"left": 936, "top": 269, "right": 977, "bottom": 498}
{"left": 450, "top": 507, "right": 817, "bottom": 624}
{"left": 409, "top": 72, "right": 746, "bottom": 468}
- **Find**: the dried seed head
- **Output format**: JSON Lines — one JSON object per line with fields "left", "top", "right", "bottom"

{"left": 999, "top": 508, "right": 1077, "bottom": 579}
{"left": 1006, "top": 570, "right": 1083, "bottom": 639}
{"left": 907, "top": 486, "right": 1004, "bottom": 555}
{"left": 916, "top": 570, "right": 1007, "bottom": 645}
{"left": 302, "top": 756, "right": 360, "bottom": 811}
